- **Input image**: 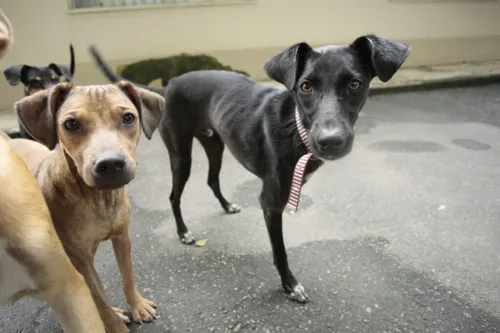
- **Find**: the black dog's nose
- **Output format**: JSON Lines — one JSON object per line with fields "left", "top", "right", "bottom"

{"left": 94, "top": 152, "right": 126, "bottom": 175}
{"left": 317, "top": 129, "right": 345, "bottom": 151}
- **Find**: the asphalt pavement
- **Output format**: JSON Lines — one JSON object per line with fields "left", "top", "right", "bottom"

{"left": 2, "top": 84, "right": 500, "bottom": 333}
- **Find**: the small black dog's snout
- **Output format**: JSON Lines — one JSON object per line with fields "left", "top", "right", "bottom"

{"left": 317, "top": 129, "right": 346, "bottom": 152}
{"left": 94, "top": 152, "right": 126, "bottom": 175}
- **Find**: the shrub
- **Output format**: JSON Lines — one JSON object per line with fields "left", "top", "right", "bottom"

{"left": 117, "top": 53, "right": 249, "bottom": 86}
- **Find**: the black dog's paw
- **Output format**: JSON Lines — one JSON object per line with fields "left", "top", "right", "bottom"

{"left": 285, "top": 283, "right": 309, "bottom": 303}
{"left": 224, "top": 203, "right": 241, "bottom": 214}
{"left": 180, "top": 231, "right": 196, "bottom": 245}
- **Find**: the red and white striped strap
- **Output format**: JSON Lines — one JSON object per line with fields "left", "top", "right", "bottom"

{"left": 286, "top": 107, "right": 315, "bottom": 213}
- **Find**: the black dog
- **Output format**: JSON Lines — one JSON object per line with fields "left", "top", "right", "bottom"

{"left": 89, "top": 34, "right": 411, "bottom": 303}
{"left": 3, "top": 44, "right": 75, "bottom": 139}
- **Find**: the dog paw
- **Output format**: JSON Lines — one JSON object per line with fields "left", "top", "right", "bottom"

{"left": 113, "top": 307, "right": 131, "bottom": 324}
{"left": 130, "top": 297, "right": 157, "bottom": 324}
{"left": 224, "top": 203, "right": 241, "bottom": 214}
{"left": 285, "top": 283, "right": 309, "bottom": 303}
{"left": 180, "top": 231, "right": 196, "bottom": 245}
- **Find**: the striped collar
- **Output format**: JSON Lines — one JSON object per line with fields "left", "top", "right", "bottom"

{"left": 286, "top": 107, "right": 316, "bottom": 212}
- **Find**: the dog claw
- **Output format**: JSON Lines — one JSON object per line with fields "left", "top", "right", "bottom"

{"left": 180, "top": 231, "right": 196, "bottom": 245}
{"left": 285, "top": 283, "right": 309, "bottom": 303}
{"left": 224, "top": 203, "right": 241, "bottom": 214}
{"left": 130, "top": 296, "right": 157, "bottom": 324}
{"left": 113, "top": 307, "right": 131, "bottom": 324}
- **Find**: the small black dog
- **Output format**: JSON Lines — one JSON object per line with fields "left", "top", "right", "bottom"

{"left": 3, "top": 44, "right": 75, "bottom": 139}
{"left": 89, "top": 34, "right": 411, "bottom": 303}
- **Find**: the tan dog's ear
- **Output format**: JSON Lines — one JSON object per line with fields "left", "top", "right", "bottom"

{"left": 14, "top": 82, "right": 73, "bottom": 149}
{"left": 116, "top": 81, "right": 165, "bottom": 139}
{"left": 0, "top": 8, "right": 14, "bottom": 58}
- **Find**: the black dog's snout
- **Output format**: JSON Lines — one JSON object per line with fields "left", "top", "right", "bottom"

{"left": 94, "top": 152, "right": 126, "bottom": 175}
{"left": 317, "top": 129, "right": 346, "bottom": 152}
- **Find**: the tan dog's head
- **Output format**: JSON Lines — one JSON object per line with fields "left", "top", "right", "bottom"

{"left": 14, "top": 81, "right": 165, "bottom": 190}
{"left": 0, "top": 8, "right": 14, "bottom": 58}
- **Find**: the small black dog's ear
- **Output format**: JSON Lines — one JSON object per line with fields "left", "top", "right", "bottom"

{"left": 49, "top": 63, "right": 72, "bottom": 81}
{"left": 264, "top": 42, "right": 313, "bottom": 91}
{"left": 116, "top": 81, "right": 165, "bottom": 140}
{"left": 14, "top": 82, "right": 72, "bottom": 149}
{"left": 351, "top": 35, "right": 411, "bottom": 82}
{"left": 3, "top": 65, "right": 31, "bottom": 86}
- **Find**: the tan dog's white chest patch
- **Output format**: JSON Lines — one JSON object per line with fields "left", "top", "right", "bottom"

{"left": 0, "top": 238, "right": 36, "bottom": 305}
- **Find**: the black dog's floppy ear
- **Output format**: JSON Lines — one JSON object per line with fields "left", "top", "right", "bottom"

{"left": 116, "top": 81, "right": 165, "bottom": 140}
{"left": 264, "top": 42, "right": 313, "bottom": 91}
{"left": 3, "top": 65, "right": 32, "bottom": 86}
{"left": 351, "top": 34, "right": 412, "bottom": 82}
{"left": 14, "top": 82, "right": 73, "bottom": 149}
{"left": 49, "top": 63, "right": 72, "bottom": 81}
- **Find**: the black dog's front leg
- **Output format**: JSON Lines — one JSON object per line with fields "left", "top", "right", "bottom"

{"left": 260, "top": 181, "right": 309, "bottom": 303}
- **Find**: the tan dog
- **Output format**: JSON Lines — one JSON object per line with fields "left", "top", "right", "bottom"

{"left": 0, "top": 8, "right": 106, "bottom": 332}
{"left": 0, "top": 132, "right": 106, "bottom": 333}
{"left": 8, "top": 81, "right": 164, "bottom": 333}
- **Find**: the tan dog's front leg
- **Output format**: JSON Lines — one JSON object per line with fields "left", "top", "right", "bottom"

{"left": 112, "top": 227, "right": 157, "bottom": 324}
{"left": 69, "top": 249, "right": 130, "bottom": 333}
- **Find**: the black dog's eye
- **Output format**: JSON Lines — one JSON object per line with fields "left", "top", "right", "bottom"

{"left": 300, "top": 82, "right": 313, "bottom": 93}
{"left": 347, "top": 79, "right": 362, "bottom": 91}
{"left": 63, "top": 119, "right": 80, "bottom": 131}
{"left": 122, "top": 112, "right": 136, "bottom": 125}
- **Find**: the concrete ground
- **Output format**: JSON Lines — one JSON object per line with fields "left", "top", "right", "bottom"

{"left": 2, "top": 82, "right": 500, "bottom": 332}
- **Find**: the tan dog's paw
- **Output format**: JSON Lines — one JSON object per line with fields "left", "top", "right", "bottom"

{"left": 113, "top": 307, "right": 131, "bottom": 324}
{"left": 130, "top": 296, "right": 157, "bottom": 324}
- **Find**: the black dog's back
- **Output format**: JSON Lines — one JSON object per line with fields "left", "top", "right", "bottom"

{"left": 163, "top": 69, "right": 292, "bottom": 178}
{"left": 165, "top": 69, "right": 281, "bottom": 118}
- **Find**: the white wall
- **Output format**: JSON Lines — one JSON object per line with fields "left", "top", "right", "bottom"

{"left": 1, "top": 0, "right": 500, "bottom": 109}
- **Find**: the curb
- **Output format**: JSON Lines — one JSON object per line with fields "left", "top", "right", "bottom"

{"left": 368, "top": 73, "right": 500, "bottom": 96}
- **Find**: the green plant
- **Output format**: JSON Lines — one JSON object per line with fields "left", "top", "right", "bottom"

{"left": 117, "top": 53, "right": 249, "bottom": 86}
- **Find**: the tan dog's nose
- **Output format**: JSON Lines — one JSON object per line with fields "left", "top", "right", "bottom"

{"left": 91, "top": 152, "right": 133, "bottom": 189}
{"left": 94, "top": 152, "right": 126, "bottom": 175}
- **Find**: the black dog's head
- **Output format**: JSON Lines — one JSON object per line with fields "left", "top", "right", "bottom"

{"left": 264, "top": 34, "right": 411, "bottom": 160}
{"left": 3, "top": 44, "right": 75, "bottom": 96}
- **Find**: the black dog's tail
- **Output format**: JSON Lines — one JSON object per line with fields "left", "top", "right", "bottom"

{"left": 69, "top": 44, "right": 75, "bottom": 77}
{"left": 88, "top": 45, "right": 165, "bottom": 96}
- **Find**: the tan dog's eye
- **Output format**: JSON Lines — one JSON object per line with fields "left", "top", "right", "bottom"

{"left": 63, "top": 118, "right": 80, "bottom": 131}
{"left": 300, "top": 82, "right": 313, "bottom": 93}
{"left": 122, "top": 112, "right": 136, "bottom": 125}
{"left": 348, "top": 79, "right": 362, "bottom": 91}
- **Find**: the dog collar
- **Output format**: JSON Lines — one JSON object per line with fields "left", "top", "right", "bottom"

{"left": 286, "top": 107, "right": 315, "bottom": 213}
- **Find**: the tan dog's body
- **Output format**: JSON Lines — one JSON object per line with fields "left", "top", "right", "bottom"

{"left": 0, "top": 8, "right": 106, "bottom": 332}
{"left": 8, "top": 82, "right": 164, "bottom": 333}
{"left": 0, "top": 134, "right": 106, "bottom": 332}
